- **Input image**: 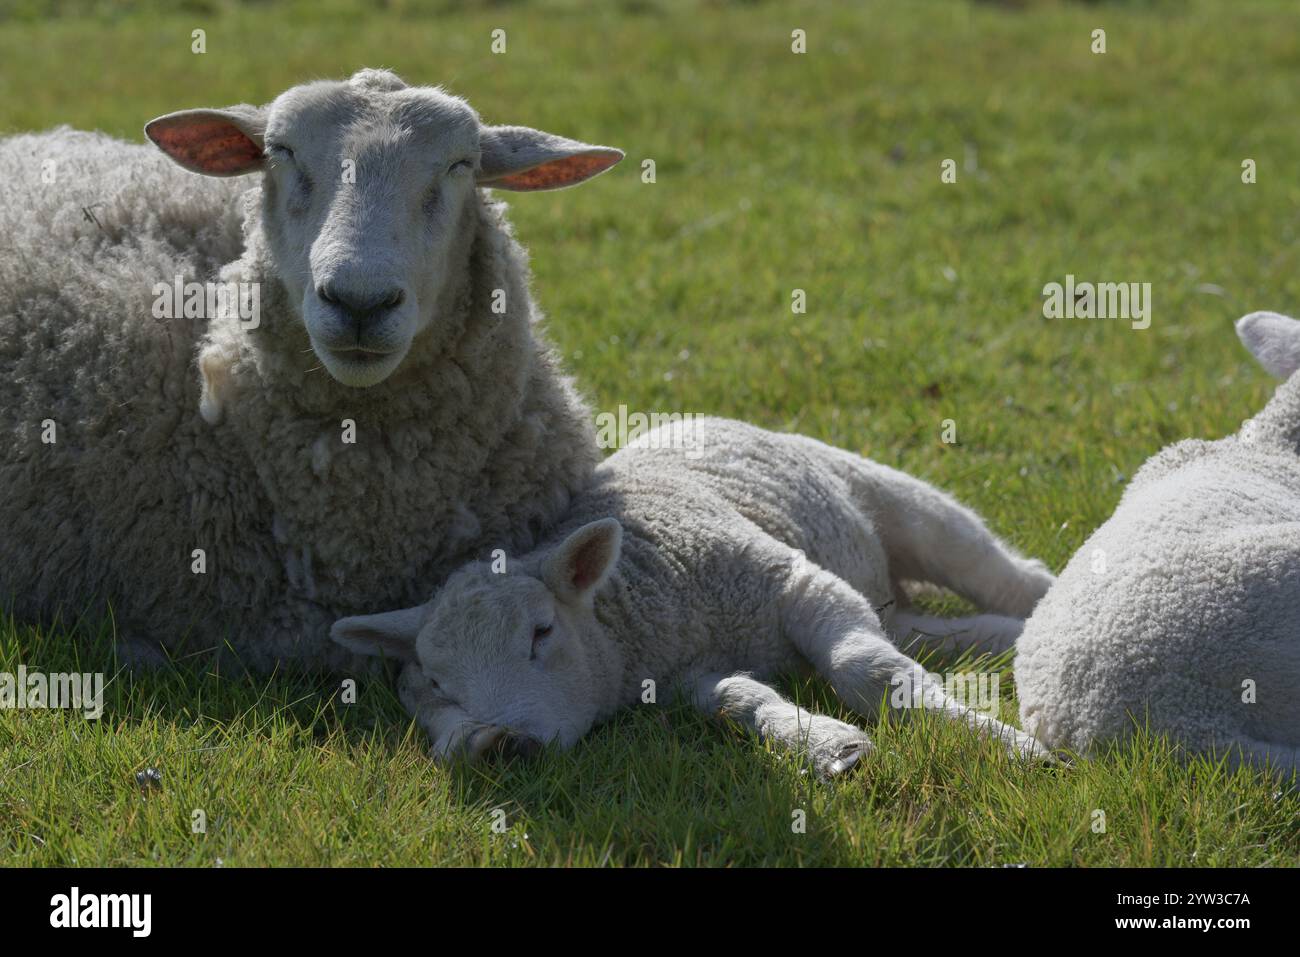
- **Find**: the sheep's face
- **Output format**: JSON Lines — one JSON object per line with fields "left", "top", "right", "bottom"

{"left": 259, "top": 80, "right": 482, "bottom": 387}
{"left": 330, "top": 519, "right": 623, "bottom": 757}
{"left": 146, "top": 69, "right": 623, "bottom": 389}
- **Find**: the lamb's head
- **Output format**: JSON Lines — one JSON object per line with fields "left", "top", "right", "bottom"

{"left": 145, "top": 68, "right": 622, "bottom": 387}
{"left": 330, "top": 519, "right": 624, "bottom": 757}
{"left": 1236, "top": 311, "right": 1300, "bottom": 450}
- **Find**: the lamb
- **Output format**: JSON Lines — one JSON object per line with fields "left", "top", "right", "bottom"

{"left": 331, "top": 417, "right": 1057, "bottom": 776}
{"left": 1015, "top": 312, "right": 1300, "bottom": 776}
{"left": 0, "top": 69, "right": 622, "bottom": 674}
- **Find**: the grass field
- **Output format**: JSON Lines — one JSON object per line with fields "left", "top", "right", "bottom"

{"left": 1, "top": 0, "right": 1298, "bottom": 866}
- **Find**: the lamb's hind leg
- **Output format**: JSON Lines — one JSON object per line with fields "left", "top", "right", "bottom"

{"left": 692, "top": 672, "right": 873, "bottom": 780}
{"left": 780, "top": 561, "right": 1053, "bottom": 761}
{"left": 891, "top": 610, "right": 1025, "bottom": 657}
{"left": 846, "top": 456, "right": 1053, "bottom": 617}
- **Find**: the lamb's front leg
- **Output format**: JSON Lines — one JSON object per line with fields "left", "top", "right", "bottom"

{"left": 396, "top": 663, "right": 539, "bottom": 762}
{"left": 780, "top": 563, "right": 1053, "bottom": 762}
{"left": 692, "top": 672, "right": 872, "bottom": 780}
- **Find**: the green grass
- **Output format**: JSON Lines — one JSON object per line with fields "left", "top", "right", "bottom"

{"left": 2, "top": 0, "right": 1299, "bottom": 865}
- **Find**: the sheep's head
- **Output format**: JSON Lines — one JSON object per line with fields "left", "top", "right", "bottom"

{"left": 330, "top": 519, "right": 623, "bottom": 758}
{"left": 146, "top": 69, "right": 622, "bottom": 387}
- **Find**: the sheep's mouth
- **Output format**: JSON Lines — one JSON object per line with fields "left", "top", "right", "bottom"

{"left": 327, "top": 346, "right": 396, "bottom": 362}
{"left": 315, "top": 341, "right": 410, "bottom": 388}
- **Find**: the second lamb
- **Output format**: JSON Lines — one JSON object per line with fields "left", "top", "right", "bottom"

{"left": 332, "top": 418, "right": 1055, "bottom": 776}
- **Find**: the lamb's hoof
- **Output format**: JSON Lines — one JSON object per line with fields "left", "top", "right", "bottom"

{"left": 826, "top": 744, "right": 868, "bottom": 777}
{"left": 808, "top": 719, "right": 874, "bottom": 780}
{"left": 1005, "top": 730, "right": 1059, "bottom": 765}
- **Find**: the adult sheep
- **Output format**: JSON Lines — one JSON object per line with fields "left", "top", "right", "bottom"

{"left": 0, "top": 68, "right": 622, "bottom": 674}
{"left": 1015, "top": 312, "right": 1300, "bottom": 777}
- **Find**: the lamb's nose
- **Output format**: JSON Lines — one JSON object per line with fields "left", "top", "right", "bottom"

{"left": 317, "top": 284, "right": 404, "bottom": 336}
{"left": 465, "top": 725, "right": 543, "bottom": 763}
{"left": 495, "top": 732, "right": 543, "bottom": 762}
{"left": 488, "top": 733, "right": 543, "bottom": 764}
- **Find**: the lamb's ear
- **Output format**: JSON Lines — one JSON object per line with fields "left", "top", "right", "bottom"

{"left": 1237, "top": 311, "right": 1300, "bottom": 379}
{"left": 145, "top": 106, "right": 266, "bottom": 177}
{"left": 330, "top": 605, "right": 426, "bottom": 663}
{"left": 478, "top": 125, "right": 623, "bottom": 191}
{"left": 541, "top": 519, "right": 623, "bottom": 604}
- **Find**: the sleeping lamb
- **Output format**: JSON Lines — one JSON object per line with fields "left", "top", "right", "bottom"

{"left": 0, "top": 69, "right": 620, "bottom": 673}
{"left": 332, "top": 417, "right": 1056, "bottom": 776}
{"left": 1015, "top": 312, "right": 1300, "bottom": 777}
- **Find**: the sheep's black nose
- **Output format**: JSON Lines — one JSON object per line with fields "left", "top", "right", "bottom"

{"left": 317, "top": 284, "right": 404, "bottom": 336}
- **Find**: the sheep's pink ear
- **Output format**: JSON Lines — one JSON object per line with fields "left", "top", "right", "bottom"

{"left": 145, "top": 107, "right": 266, "bottom": 177}
{"left": 330, "top": 605, "right": 426, "bottom": 663}
{"left": 477, "top": 125, "right": 622, "bottom": 191}
{"left": 1237, "top": 312, "right": 1300, "bottom": 379}
{"left": 542, "top": 519, "right": 622, "bottom": 604}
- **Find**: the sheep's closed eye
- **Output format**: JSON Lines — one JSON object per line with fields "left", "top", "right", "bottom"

{"left": 448, "top": 158, "right": 473, "bottom": 175}
{"left": 267, "top": 144, "right": 312, "bottom": 197}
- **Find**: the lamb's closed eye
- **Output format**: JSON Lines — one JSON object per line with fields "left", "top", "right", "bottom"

{"left": 530, "top": 622, "right": 554, "bottom": 660}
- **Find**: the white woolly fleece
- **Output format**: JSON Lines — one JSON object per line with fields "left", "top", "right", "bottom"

{"left": 1016, "top": 313, "right": 1300, "bottom": 776}
{"left": 0, "top": 125, "right": 596, "bottom": 672}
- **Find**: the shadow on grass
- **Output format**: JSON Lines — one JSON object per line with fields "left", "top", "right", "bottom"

{"left": 0, "top": 610, "right": 416, "bottom": 753}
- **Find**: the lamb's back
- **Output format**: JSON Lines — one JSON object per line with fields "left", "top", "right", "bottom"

{"left": 615, "top": 417, "right": 886, "bottom": 577}
{"left": 561, "top": 418, "right": 890, "bottom": 694}
{"left": 1017, "top": 438, "right": 1300, "bottom": 752}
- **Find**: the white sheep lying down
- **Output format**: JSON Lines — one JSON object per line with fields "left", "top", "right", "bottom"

{"left": 1016, "top": 312, "right": 1300, "bottom": 777}
{"left": 333, "top": 418, "right": 1056, "bottom": 776}
{"left": 0, "top": 69, "right": 621, "bottom": 674}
